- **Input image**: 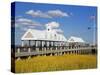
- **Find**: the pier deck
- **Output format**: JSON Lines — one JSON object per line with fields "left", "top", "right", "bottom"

{"left": 11, "top": 46, "right": 97, "bottom": 58}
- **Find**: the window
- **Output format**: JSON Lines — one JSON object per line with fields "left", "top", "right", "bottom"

{"left": 55, "top": 34, "right": 56, "bottom": 39}
{"left": 48, "top": 29, "right": 50, "bottom": 31}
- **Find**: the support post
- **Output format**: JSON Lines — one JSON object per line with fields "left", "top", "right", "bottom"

{"left": 60, "top": 52, "right": 62, "bottom": 55}
{"left": 21, "top": 40, "right": 24, "bottom": 47}
{"left": 34, "top": 40, "right": 36, "bottom": 50}
{"left": 28, "top": 48, "right": 31, "bottom": 53}
{"left": 16, "top": 57, "right": 20, "bottom": 61}
{"left": 17, "top": 48, "right": 20, "bottom": 53}
{"left": 50, "top": 53, "right": 53, "bottom": 56}
{"left": 28, "top": 56, "right": 31, "bottom": 59}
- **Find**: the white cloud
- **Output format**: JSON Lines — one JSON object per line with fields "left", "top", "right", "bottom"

{"left": 26, "top": 9, "right": 69, "bottom": 18}
{"left": 45, "top": 21, "right": 59, "bottom": 29}
{"left": 26, "top": 10, "right": 52, "bottom": 18}
{"left": 17, "top": 18, "right": 32, "bottom": 23}
{"left": 20, "top": 26, "right": 35, "bottom": 31}
{"left": 53, "top": 29, "right": 63, "bottom": 33}
{"left": 15, "top": 18, "right": 43, "bottom": 31}
{"left": 47, "top": 10, "right": 69, "bottom": 17}
{"left": 45, "top": 21, "right": 64, "bottom": 34}
{"left": 15, "top": 18, "right": 41, "bottom": 26}
{"left": 21, "top": 27, "right": 28, "bottom": 31}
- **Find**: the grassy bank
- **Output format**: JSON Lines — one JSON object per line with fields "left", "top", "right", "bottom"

{"left": 15, "top": 54, "right": 97, "bottom": 73}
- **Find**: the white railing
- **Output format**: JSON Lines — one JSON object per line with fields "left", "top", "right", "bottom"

{"left": 11, "top": 46, "right": 97, "bottom": 57}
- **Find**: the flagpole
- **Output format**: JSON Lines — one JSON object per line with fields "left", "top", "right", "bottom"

{"left": 93, "top": 16, "right": 95, "bottom": 45}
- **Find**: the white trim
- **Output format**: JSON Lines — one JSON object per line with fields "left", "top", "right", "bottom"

{"left": 21, "top": 29, "right": 35, "bottom": 40}
{"left": 21, "top": 29, "right": 67, "bottom": 42}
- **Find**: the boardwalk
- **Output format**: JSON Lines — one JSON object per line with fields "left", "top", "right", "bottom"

{"left": 11, "top": 46, "right": 97, "bottom": 58}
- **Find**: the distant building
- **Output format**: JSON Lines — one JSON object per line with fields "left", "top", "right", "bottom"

{"left": 67, "top": 36, "right": 88, "bottom": 48}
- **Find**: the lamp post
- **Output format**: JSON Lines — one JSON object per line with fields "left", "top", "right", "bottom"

{"left": 89, "top": 15, "right": 96, "bottom": 46}
{"left": 93, "top": 16, "right": 96, "bottom": 46}
{"left": 91, "top": 16, "right": 96, "bottom": 46}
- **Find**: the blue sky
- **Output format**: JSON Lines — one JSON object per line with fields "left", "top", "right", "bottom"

{"left": 11, "top": 2, "right": 97, "bottom": 45}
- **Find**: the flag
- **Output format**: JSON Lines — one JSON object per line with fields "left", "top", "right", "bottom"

{"left": 90, "top": 15, "right": 95, "bottom": 20}
{"left": 88, "top": 27, "right": 91, "bottom": 30}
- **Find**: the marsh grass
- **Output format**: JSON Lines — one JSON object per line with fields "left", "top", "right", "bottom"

{"left": 15, "top": 54, "right": 97, "bottom": 73}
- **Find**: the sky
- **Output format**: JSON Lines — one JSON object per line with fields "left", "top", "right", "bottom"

{"left": 11, "top": 2, "right": 97, "bottom": 45}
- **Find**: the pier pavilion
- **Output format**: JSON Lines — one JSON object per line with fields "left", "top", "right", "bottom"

{"left": 21, "top": 23, "right": 67, "bottom": 52}
{"left": 12, "top": 22, "right": 97, "bottom": 59}
{"left": 67, "top": 36, "right": 89, "bottom": 48}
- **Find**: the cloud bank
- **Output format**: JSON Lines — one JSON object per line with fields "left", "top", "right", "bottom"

{"left": 47, "top": 10, "right": 69, "bottom": 17}
{"left": 26, "top": 9, "right": 69, "bottom": 18}
{"left": 16, "top": 18, "right": 41, "bottom": 26}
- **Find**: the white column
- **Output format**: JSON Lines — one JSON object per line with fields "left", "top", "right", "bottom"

{"left": 21, "top": 40, "right": 24, "bottom": 47}
{"left": 28, "top": 48, "right": 31, "bottom": 53}
{"left": 41, "top": 40, "right": 42, "bottom": 51}
{"left": 36, "top": 41, "right": 38, "bottom": 47}
{"left": 36, "top": 41, "right": 38, "bottom": 52}
{"left": 44, "top": 41, "right": 46, "bottom": 51}
{"left": 17, "top": 48, "right": 20, "bottom": 53}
